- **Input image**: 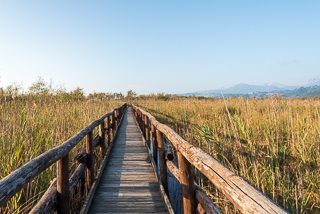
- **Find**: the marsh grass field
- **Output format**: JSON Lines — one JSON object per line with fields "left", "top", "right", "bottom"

{"left": 0, "top": 88, "right": 319, "bottom": 213}
{"left": 0, "top": 91, "right": 123, "bottom": 213}
{"left": 135, "top": 97, "right": 320, "bottom": 214}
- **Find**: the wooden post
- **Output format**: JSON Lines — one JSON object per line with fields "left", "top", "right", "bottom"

{"left": 139, "top": 111, "right": 142, "bottom": 130}
{"left": 114, "top": 110, "right": 118, "bottom": 128}
{"left": 178, "top": 152, "right": 196, "bottom": 214}
{"left": 156, "top": 130, "right": 168, "bottom": 196}
{"left": 145, "top": 116, "right": 150, "bottom": 148}
{"left": 141, "top": 113, "right": 144, "bottom": 137}
{"left": 112, "top": 113, "right": 115, "bottom": 136}
{"left": 117, "top": 109, "right": 120, "bottom": 125}
{"left": 142, "top": 114, "right": 146, "bottom": 138}
{"left": 136, "top": 109, "right": 139, "bottom": 123}
{"left": 86, "top": 131, "right": 94, "bottom": 189}
{"left": 151, "top": 124, "right": 158, "bottom": 165}
{"left": 57, "top": 154, "right": 69, "bottom": 214}
{"left": 137, "top": 110, "right": 140, "bottom": 128}
{"left": 107, "top": 116, "right": 111, "bottom": 146}
{"left": 99, "top": 121, "right": 106, "bottom": 158}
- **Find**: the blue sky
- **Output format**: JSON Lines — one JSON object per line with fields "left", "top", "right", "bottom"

{"left": 0, "top": 1, "right": 319, "bottom": 95}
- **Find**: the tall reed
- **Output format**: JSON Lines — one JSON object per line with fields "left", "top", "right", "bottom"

{"left": 135, "top": 97, "right": 320, "bottom": 214}
{"left": 0, "top": 94, "right": 121, "bottom": 213}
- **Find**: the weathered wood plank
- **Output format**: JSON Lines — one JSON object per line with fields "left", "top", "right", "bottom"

{"left": 90, "top": 212, "right": 167, "bottom": 214}
{"left": 93, "top": 190, "right": 162, "bottom": 198}
{"left": 89, "top": 207, "right": 167, "bottom": 213}
{"left": 102, "top": 171, "right": 154, "bottom": 175}
{"left": 91, "top": 201, "right": 166, "bottom": 206}
{"left": 69, "top": 163, "right": 86, "bottom": 191}
{"left": 104, "top": 169, "right": 154, "bottom": 173}
{"left": 85, "top": 108, "right": 169, "bottom": 214}
{"left": 89, "top": 196, "right": 165, "bottom": 202}
{"left": 99, "top": 182, "right": 160, "bottom": 188}
{"left": 29, "top": 179, "right": 57, "bottom": 214}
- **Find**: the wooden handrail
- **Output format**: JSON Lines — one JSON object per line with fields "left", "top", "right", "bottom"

{"left": 132, "top": 104, "right": 288, "bottom": 214}
{"left": 0, "top": 103, "right": 127, "bottom": 210}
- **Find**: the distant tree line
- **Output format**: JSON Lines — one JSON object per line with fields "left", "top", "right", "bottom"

{"left": 0, "top": 77, "right": 180, "bottom": 102}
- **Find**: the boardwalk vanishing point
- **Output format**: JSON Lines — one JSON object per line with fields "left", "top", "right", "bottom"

{"left": 84, "top": 107, "right": 170, "bottom": 214}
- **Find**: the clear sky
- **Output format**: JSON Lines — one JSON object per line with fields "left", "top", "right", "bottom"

{"left": 0, "top": 1, "right": 319, "bottom": 95}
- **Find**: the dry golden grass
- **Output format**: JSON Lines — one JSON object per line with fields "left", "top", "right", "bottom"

{"left": 135, "top": 97, "right": 320, "bottom": 214}
{"left": 0, "top": 94, "right": 122, "bottom": 213}
{"left": 1, "top": 92, "right": 319, "bottom": 214}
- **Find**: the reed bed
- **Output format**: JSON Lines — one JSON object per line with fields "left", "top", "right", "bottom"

{"left": 0, "top": 94, "right": 121, "bottom": 213}
{"left": 135, "top": 97, "right": 320, "bottom": 214}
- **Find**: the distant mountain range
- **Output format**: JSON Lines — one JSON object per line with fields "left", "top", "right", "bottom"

{"left": 181, "top": 77, "right": 320, "bottom": 98}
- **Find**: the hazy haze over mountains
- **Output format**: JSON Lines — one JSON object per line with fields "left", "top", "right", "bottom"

{"left": 303, "top": 77, "right": 320, "bottom": 87}
{"left": 186, "top": 83, "right": 298, "bottom": 96}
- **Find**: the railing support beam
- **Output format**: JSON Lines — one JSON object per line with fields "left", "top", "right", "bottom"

{"left": 99, "top": 121, "right": 106, "bottom": 158}
{"left": 151, "top": 124, "right": 158, "bottom": 165}
{"left": 86, "top": 130, "right": 94, "bottom": 190}
{"left": 145, "top": 115, "right": 150, "bottom": 148}
{"left": 107, "top": 116, "right": 111, "bottom": 146}
{"left": 157, "top": 130, "right": 168, "bottom": 196}
{"left": 112, "top": 113, "right": 115, "bottom": 136}
{"left": 178, "top": 152, "right": 196, "bottom": 214}
{"left": 57, "top": 154, "right": 69, "bottom": 214}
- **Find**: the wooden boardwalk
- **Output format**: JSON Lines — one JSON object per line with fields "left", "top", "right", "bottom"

{"left": 86, "top": 107, "right": 169, "bottom": 214}
{"left": 0, "top": 103, "right": 289, "bottom": 214}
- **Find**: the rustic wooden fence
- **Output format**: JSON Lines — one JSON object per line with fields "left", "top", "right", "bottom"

{"left": 0, "top": 103, "right": 127, "bottom": 214}
{"left": 132, "top": 104, "right": 289, "bottom": 214}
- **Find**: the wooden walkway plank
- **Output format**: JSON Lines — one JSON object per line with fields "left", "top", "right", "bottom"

{"left": 86, "top": 107, "right": 169, "bottom": 214}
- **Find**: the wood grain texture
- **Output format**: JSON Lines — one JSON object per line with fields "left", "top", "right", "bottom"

{"left": 86, "top": 131, "right": 94, "bottom": 190}
{"left": 106, "top": 116, "right": 111, "bottom": 146}
{"left": 99, "top": 121, "right": 106, "bottom": 157}
{"left": 151, "top": 124, "right": 157, "bottom": 165}
{"left": 145, "top": 115, "right": 150, "bottom": 148}
{"left": 178, "top": 152, "right": 196, "bottom": 214}
{"left": 133, "top": 105, "right": 288, "bottom": 214}
{"left": 30, "top": 164, "right": 87, "bottom": 214}
{"left": 57, "top": 154, "right": 70, "bottom": 214}
{"left": 29, "top": 179, "right": 57, "bottom": 214}
{"left": 69, "top": 163, "right": 86, "bottom": 191}
{"left": 166, "top": 161, "right": 221, "bottom": 214}
{"left": 157, "top": 130, "right": 168, "bottom": 196}
{"left": 86, "top": 107, "right": 168, "bottom": 214}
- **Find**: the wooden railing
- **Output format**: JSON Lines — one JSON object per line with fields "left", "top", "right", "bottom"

{"left": 132, "top": 104, "right": 288, "bottom": 214}
{"left": 0, "top": 103, "right": 127, "bottom": 214}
